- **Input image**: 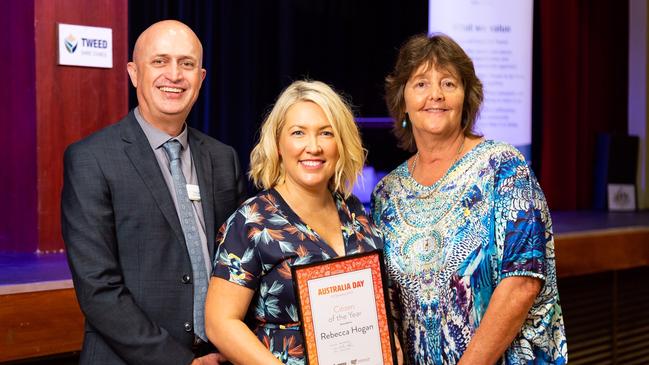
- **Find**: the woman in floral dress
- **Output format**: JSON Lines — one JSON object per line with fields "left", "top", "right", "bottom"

{"left": 204, "top": 80, "right": 391, "bottom": 364}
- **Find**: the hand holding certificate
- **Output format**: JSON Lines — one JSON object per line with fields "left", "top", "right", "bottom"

{"left": 292, "top": 250, "right": 397, "bottom": 365}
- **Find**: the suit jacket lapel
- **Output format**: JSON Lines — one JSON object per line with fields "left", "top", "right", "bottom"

{"left": 120, "top": 114, "right": 186, "bottom": 245}
{"left": 189, "top": 129, "right": 216, "bottom": 261}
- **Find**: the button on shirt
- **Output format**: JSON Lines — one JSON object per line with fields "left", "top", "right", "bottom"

{"left": 134, "top": 107, "right": 212, "bottom": 275}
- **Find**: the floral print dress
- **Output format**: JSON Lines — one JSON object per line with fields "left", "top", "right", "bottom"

{"left": 371, "top": 140, "right": 567, "bottom": 364}
{"left": 212, "top": 188, "right": 384, "bottom": 365}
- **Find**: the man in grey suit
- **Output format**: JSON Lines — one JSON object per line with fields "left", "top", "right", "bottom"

{"left": 62, "top": 20, "right": 244, "bottom": 365}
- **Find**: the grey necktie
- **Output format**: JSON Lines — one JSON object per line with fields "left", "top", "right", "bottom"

{"left": 162, "top": 139, "right": 208, "bottom": 341}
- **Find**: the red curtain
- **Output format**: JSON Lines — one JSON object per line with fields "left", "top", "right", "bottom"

{"left": 539, "top": 0, "right": 628, "bottom": 210}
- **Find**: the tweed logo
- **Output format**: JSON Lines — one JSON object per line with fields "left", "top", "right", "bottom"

{"left": 64, "top": 34, "right": 78, "bottom": 53}
{"left": 58, "top": 23, "right": 112, "bottom": 68}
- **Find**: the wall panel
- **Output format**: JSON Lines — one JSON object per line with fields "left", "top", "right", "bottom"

{"left": 34, "top": 0, "right": 128, "bottom": 251}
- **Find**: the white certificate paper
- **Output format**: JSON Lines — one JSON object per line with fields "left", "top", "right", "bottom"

{"left": 308, "top": 268, "right": 382, "bottom": 364}
{"left": 292, "top": 251, "right": 395, "bottom": 365}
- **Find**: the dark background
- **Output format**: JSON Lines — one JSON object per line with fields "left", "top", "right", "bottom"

{"left": 128, "top": 0, "right": 425, "bottom": 180}
{"left": 125, "top": 0, "right": 630, "bottom": 210}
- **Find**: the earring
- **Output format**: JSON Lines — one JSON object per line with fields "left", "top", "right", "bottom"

{"left": 402, "top": 113, "right": 409, "bottom": 129}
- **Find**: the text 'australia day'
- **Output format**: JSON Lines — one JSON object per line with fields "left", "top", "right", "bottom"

{"left": 317, "top": 280, "right": 365, "bottom": 296}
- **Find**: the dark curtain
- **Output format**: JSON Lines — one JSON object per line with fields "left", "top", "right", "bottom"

{"left": 537, "top": 0, "right": 628, "bottom": 210}
{"left": 129, "top": 1, "right": 630, "bottom": 209}
{"left": 128, "top": 0, "right": 427, "bottom": 184}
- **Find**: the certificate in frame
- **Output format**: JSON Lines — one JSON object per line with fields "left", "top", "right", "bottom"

{"left": 291, "top": 250, "right": 396, "bottom": 365}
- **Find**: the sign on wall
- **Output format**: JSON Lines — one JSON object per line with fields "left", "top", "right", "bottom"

{"left": 57, "top": 23, "right": 113, "bottom": 68}
{"left": 429, "top": 0, "right": 533, "bottom": 158}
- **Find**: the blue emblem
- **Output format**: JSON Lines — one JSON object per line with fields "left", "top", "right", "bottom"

{"left": 64, "top": 34, "right": 77, "bottom": 53}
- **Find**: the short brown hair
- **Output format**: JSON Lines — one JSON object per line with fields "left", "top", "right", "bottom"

{"left": 385, "top": 33, "right": 483, "bottom": 151}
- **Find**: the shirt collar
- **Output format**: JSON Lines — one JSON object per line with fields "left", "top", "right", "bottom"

{"left": 134, "top": 107, "right": 189, "bottom": 150}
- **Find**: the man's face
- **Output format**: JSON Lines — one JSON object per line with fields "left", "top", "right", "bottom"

{"left": 127, "top": 24, "right": 206, "bottom": 125}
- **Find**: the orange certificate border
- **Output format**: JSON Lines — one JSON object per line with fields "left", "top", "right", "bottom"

{"left": 291, "top": 250, "right": 396, "bottom": 365}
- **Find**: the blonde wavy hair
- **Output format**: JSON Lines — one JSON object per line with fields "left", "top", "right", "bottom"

{"left": 249, "top": 80, "right": 366, "bottom": 197}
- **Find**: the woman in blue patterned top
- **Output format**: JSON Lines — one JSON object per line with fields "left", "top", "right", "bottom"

{"left": 204, "top": 80, "right": 397, "bottom": 364}
{"left": 371, "top": 34, "right": 567, "bottom": 364}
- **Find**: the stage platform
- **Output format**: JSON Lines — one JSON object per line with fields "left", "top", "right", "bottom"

{"left": 0, "top": 253, "right": 81, "bottom": 363}
{"left": 1, "top": 211, "right": 648, "bottom": 362}
{"left": 552, "top": 210, "right": 649, "bottom": 233}
{"left": 552, "top": 211, "right": 649, "bottom": 277}
{"left": 0, "top": 252, "right": 72, "bottom": 295}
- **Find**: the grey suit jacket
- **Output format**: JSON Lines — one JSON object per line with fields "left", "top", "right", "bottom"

{"left": 61, "top": 111, "right": 245, "bottom": 365}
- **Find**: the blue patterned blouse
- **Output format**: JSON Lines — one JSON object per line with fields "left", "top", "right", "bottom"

{"left": 371, "top": 140, "right": 567, "bottom": 364}
{"left": 213, "top": 188, "right": 384, "bottom": 365}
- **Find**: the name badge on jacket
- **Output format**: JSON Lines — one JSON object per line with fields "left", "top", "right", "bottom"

{"left": 186, "top": 184, "right": 201, "bottom": 201}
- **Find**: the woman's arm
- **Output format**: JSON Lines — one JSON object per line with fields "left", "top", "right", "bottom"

{"left": 393, "top": 332, "right": 403, "bottom": 365}
{"left": 457, "top": 276, "right": 542, "bottom": 365}
{"left": 205, "top": 277, "right": 283, "bottom": 365}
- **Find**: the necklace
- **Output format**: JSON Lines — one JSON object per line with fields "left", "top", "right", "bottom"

{"left": 410, "top": 136, "right": 466, "bottom": 177}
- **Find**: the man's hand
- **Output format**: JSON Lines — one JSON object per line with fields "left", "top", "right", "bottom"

{"left": 191, "top": 352, "right": 229, "bottom": 365}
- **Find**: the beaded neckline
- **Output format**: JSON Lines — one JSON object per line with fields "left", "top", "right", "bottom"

{"left": 410, "top": 136, "right": 466, "bottom": 178}
{"left": 403, "top": 139, "right": 489, "bottom": 196}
